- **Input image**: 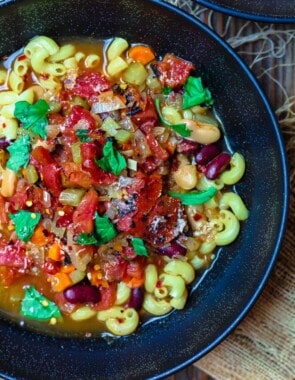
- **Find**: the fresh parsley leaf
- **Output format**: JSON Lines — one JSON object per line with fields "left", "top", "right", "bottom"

{"left": 131, "top": 237, "right": 149, "bottom": 257}
{"left": 6, "top": 135, "right": 31, "bottom": 172}
{"left": 75, "top": 129, "right": 92, "bottom": 142}
{"left": 96, "top": 140, "right": 127, "bottom": 176}
{"left": 9, "top": 210, "right": 41, "bottom": 242}
{"left": 14, "top": 99, "right": 50, "bottom": 139}
{"left": 182, "top": 76, "right": 214, "bottom": 110}
{"left": 154, "top": 98, "right": 191, "bottom": 138}
{"left": 21, "top": 285, "right": 61, "bottom": 321}
{"left": 94, "top": 213, "right": 117, "bottom": 244}
{"left": 76, "top": 233, "right": 98, "bottom": 245}
{"left": 163, "top": 87, "right": 172, "bottom": 95}
{"left": 169, "top": 187, "right": 217, "bottom": 205}
{"left": 76, "top": 213, "right": 117, "bottom": 246}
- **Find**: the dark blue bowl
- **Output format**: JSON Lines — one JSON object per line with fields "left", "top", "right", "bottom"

{"left": 0, "top": 0, "right": 289, "bottom": 379}
{"left": 197, "top": 0, "right": 295, "bottom": 23}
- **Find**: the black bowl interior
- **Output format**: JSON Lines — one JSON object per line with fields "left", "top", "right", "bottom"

{"left": 0, "top": 0, "right": 289, "bottom": 379}
{"left": 197, "top": 0, "right": 295, "bottom": 23}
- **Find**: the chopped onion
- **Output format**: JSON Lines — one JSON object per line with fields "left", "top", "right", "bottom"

{"left": 43, "top": 190, "right": 51, "bottom": 208}
{"left": 91, "top": 91, "right": 126, "bottom": 113}
{"left": 127, "top": 159, "right": 138, "bottom": 171}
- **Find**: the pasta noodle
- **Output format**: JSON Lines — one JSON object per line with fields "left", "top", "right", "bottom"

{"left": 0, "top": 35, "right": 249, "bottom": 337}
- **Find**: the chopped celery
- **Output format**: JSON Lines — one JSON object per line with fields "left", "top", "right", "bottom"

{"left": 23, "top": 164, "right": 39, "bottom": 184}
{"left": 101, "top": 116, "right": 120, "bottom": 136}
{"left": 115, "top": 130, "right": 132, "bottom": 144}
{"left": 71, "top": 142, "right": 82, "bottom": 164}
{"left": 59, "top": 188, "right": 86, "bottom": 206}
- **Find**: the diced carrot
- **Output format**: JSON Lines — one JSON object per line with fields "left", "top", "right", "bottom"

{"left": 123, "top": 275, "right": 145, "bottom": 289}
{"left": 48, "top": 241, "right": 64, "bottom": 261}
{"left": 30, "top": 225, "right": 53, "bottom": 246}
{"left": 50, "top": 272, "right": 72, "bottom": 292}
{"left": 128, "top": 45, "right": 155, "bottom": 65}
{"left": 60, "top": 264, "right": 75, "bottom": 274}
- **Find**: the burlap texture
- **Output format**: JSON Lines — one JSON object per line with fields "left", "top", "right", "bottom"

{"left": 165, "top": 1, "right": 295, "bottom": 379}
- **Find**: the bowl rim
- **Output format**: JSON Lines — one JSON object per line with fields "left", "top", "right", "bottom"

{"left": 197, "top": 0, "right": 295, "bottom": 23}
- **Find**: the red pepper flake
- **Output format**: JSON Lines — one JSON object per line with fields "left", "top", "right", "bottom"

{"left": 17, "top": 54, "right": 27, "bottom": 61}
{"left": 156, "top": 280, "right": 162, "bottom": 288}
{"left": 2, "top": 123, "right": 6, "bottom": 129}
{"left": 193, "top": 213, "right": 202, "bottom": 221}
{"left": 40, "top": 73, "right": 50, "bottom": 80}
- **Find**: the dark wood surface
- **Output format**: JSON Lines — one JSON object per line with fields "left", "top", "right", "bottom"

{"left": 165, "top": 366, "right": 214, "bottom": 380}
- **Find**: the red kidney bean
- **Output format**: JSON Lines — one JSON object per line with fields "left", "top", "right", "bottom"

{"left": 177, "top": 139, "right": 199, "bottom": 155}
{"left": 158, "top": 240, "right": 186, "bottom": 258}
{"left": 63, "top": 283, "right": 100, "bottom": 304}
{"left": 0, "top": 137, "right": 11, "bottom": 149}
{"left": 127, "top": 288, "right": 144, "bottom": 310}
{"left": 195, "top": 143, "right": 221, "bottom": 165}
{"left": 204, "top": 152, "right": 231, "bottom": 180}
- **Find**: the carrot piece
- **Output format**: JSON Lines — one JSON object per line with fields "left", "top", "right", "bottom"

{"left": 128, "top": 45, "right": 155, "bottom": 65}
{"left": 48, "top": 241, "right": 64, "bottom": 261}
{"left": 50, "top": 272, "right": 72, "bottom": 292}
{"left": 123, "top": 275, "right": 145, "bottom": 289}
{"left": 30, "top": 225, "right": 53, "bottom": 246}
{"left": 60, "top": 264, "right": 75, "bottom": 274}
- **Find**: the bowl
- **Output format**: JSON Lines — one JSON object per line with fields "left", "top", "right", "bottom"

{"left": 196, "top": 0, "right": 295, "bottom": 23}
{"left": 0, "top": 0, "right": 289, "bottom": 379}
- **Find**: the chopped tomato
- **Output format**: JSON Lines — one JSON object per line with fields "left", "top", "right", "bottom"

{"left": 93, "top": 282, "right": 117, "bottom": 311}
{"left": 123, "top": 257, "right": 146, "bottom": 288}
{"left": 143, "top": 195, "right": 182, "bottom": 247}
{"left": 0, "top": 242, "right": 31, "bottom": 269}
{"left": 103, "top": 256, "right": 128, "bottom": 282}
{"left": 145, "top": 133, "right": 169, "bottom": 161}
{"left": 67, "top": 105, "right": 97, "bottom": 132}
{"left": 71, "top": 71, "right": 112, "bottom": 98}
{"left": 26, "top": 186, "right": 48, "bottom": 214}
{"left": 0, "top": 195, "right": 9, "bottom": 223}
{"left": 153, "top": 53, "right": 194, "bottom": 88}
{"left": 80, "top": 142, "right": 102, "bottom": 169}
{"left": 8, "top": 191, "right": 28, "bottom": 212}
{"left": 56, "top": 206, "right": 74, "bottom": 228}
{"left": 84, "top": 166, "right": 116, "bottom": 187}
{"left": 30, "top": 146, "right": 54, "bottom": 170}
{"left": 41, "top": 163, "right": 62, "bottom": 197}
{"left": 62, "top": 162, "right": 93, "bottom": 188}
{"left": 131, "top": 96, "right": 158, "bottom": 131}
{"left": 73, "top": 188, "right": 99, "bottom": 234}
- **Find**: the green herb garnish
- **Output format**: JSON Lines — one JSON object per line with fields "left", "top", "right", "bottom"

{"left": 94, "top": 213, "right": 117, "bottom": 244}
{"left": 6, "top": 135, "right": 31, "bottom": 172}
{"left": 76, "top": 213, "right": 117, "bottom": 246}
{"left": 169, "top": 187, "right": 217, "bottom": 205}
{"left": 14, "top": 99, "right": 50, "bottom": 139}
{"left": 96, "top": 140, "right": 127, "bottom": 176}
{"left": 182, "top": 76, "right": 214, "bottom": 110}
{"left": 154, "top": 98, "right": 191, "bottom": 138}
{"left": 9, "top": 210, "right": 41, "bottom": 242}
{"left": 131, "top": 237, "right": 149, "bottom": 257}
{"left": 75, "top": 129, "right": 92, "bottom": 142}
{"left": 21, "top": 285, "right": 61, "bottom": 321}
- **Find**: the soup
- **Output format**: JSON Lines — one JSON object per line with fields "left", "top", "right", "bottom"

{"left": 0, "top": 36, "right": 249, "bottom": 337}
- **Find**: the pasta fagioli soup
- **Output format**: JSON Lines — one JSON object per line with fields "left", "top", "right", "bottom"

{"left": 0, "top": 36, "right": 249, "bottom": 337}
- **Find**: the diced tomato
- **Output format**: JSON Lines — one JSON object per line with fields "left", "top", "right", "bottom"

{"left": 43, "top": 260, "right": 60, "bottom": 275}
{"left": 56, "top": 206, "right": 74, "bottom": 228}
{"left": 145, "top": 133, "right": 169, "bottom": 161}
{"left": 143, "top": 195, "right": 182, "bottom": 247}
{"left": 126, "top": 257, "right": 146, "bottom": 279}
{"left": 131, "top": 96, "right": 158, "bottom": 131}
{"left": 117, "top": 175, "right": 162, "bottom": 235}
{"left": 80, "top": 142, "right": 102, "bottom": 170}
{"left": 73, "top": 188, "right": 99, "bottom": 234}
{"left": 0, "top": 242, "right": 31, "bottom": 269}
{"left": 138, "top": 156, "right": 161, "bottom": 174}
{"left": 26, "top": 186, "right": 48, "bottom": 213}
{"left": 103, "top": 256, "right": 128, "bottom": 282}
{"left": 62, "top": 162, "right": 93, "bottom": 189}
{"left": 71, "top": 71, "right": 112, "bottom": 98}
{"left": 84, "top": 166, "right": 116, "bottom": 187}
{"left": 0, "top": 195, "right": 8, "bottom": 223}
{"left": 30, "top": 146, "right": 54, "bottom": 170}
{"left": 122, "top": 246, "right": 137, "bottom": 260}
{"left": 41, "top": 163, "right": 62, "bottom": 197}
{"left": 67, "top": 105, "right": 97, "bottom": 132}
{"left": 153, "top": 53, "right": 194, "bottom": 88}
{"left": 92, "top": 282, "right": 117, "bottom": 311}
{"left": 8, "top": 191, "right": 28, "bottom": 212}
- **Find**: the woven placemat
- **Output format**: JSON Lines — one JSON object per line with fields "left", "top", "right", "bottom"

{"left": 165, "top": 1, "right": 295, "bottom": 379}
